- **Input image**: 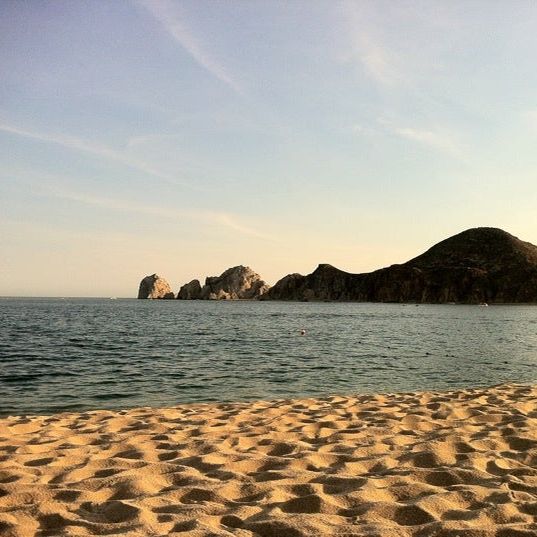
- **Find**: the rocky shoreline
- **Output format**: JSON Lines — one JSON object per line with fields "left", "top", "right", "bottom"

{"left": 138, "top": 265, "right": 269, "bottom": 301}
{"left": 138, "top": 227, "right": 537, "bottom": 304}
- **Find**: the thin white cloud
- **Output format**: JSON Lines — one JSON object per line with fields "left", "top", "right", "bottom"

{"left": 341, "top": 3, "right": 450, "bottom": 93}
{"left": 137, "top": 0, "right": 243, "bottom": 95}
{"left": 356, "top": 33, "right": 401, "bottom": 87}
{"left": 0, "top": 120, "right": 190, "bottom": 187}
{"left": 374, "top": 117, "right": 462, "bottom": 157}
{"left": 342, "top": 2, "right": 404, "bottom": 88}
{"left": 393, "top": 126, "right": 461, "bottom": 156}
{"left": 45, "top": 186, "right": 274, "bottom": 241}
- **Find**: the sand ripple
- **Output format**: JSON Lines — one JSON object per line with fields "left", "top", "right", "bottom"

{"left": 2, "top": 384, "right": 537, "bottom": 536}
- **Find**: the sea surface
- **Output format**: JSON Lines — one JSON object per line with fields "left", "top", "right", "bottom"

{"left": 1, "top": 298, "right": 537, "bottom": 416}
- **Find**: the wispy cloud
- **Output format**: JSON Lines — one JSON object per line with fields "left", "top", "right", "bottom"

{"left": 352, "top": 116, "right": 463, "bottom": 158}
{"left": 0, "top": 120, "right": 190, "bottom": 187}
{"left": 342, "top": 2, "right": 404, "bottom": 88}
{"left": 391, "top": 125, "right": 461, "bottom": 156}
{"left": 354, "top": 33, "right": 401, "bottom": 88}
{"left": 137, "top": 0, "right": 243, "bottom": 95}
{"left": 45, "top": 185, "right": 274, "bottom": 241}
{"left": 341, "top": 3, "right": 449, "bottom": 93}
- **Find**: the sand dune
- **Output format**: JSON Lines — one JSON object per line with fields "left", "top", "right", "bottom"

{"left": 1, "top": 384, "right": 537, "bottom": 536}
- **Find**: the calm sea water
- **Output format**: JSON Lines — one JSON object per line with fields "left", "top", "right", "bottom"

{"left": 1, "top": 298, "right": 537, "bottom": 416}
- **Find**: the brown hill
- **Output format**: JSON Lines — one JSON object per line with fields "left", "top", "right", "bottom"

{"left": 263, "top": 228, "right": 537, "bottom": 303}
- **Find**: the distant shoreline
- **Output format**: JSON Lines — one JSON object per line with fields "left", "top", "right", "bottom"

{"left": 3, "top": 296, "right": 537, "bottom": 305}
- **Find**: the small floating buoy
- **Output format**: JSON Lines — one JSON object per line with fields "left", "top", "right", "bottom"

{"left": 300, "top": 329, "right": 306, "bottom": 336}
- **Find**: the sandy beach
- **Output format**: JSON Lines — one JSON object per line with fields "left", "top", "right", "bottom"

{"left": 1, "top": 384, "right": 537, "bottom": 536}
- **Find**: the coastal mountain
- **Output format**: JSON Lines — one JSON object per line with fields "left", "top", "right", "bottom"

{"left": 138, "top": 228, "right": 537, "bottom": 303}
{"left": 263, "top": 227, "right": 537, "bottom": 303}
{"left": 178, "top": 265, "right": 270, "bottom": 300}
{"left": 137, "top": 274, "right": 175, "bottom": 299}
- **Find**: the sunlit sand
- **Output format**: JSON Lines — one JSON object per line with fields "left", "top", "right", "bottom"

{"left": 1, "top": 384, "right": 537, "bottom": 536}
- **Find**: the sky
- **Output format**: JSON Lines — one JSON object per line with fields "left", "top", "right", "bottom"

{"left": 1, "top": 0, "right": 537, "bottom": 297}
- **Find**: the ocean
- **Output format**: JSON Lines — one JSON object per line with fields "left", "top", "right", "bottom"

{"left": 1, "top": 298, "right": 536, "bottom": 416}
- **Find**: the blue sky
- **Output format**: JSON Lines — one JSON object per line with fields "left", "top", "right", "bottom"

{"left": 1, "top": 1, "right": 537, "bottom": 296}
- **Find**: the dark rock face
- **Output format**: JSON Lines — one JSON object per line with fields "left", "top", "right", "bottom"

{"left": 177, "top": 279, "right": 202, "bottom": 300}
{"left": 200, "top": 265, "right": 270, "bottom": 300}
{"left": 264, "top": 265, "right": 356, "bottom": 301}
{"left": 137, "top": 274, "right": 175, "bottom": 299}
{"left": 263, "top": 228, "right": 537, "bottom": 303}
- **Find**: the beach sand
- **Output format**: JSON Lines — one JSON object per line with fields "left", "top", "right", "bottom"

{"left": 1, "top": 384, "right": 537, "bottom": 536}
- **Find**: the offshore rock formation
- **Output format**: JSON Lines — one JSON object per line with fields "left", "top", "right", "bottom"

{"left": 137, "top": 274, "right": 175, "bottom": 299}
{"left": 177, "top": 279, "right": 202, "bottom": 300}
{"left": 263, "top": 228, "right": 537, "bottom": 303}
{"left": 198, "top": 265, "right": 270, "bottom": 300}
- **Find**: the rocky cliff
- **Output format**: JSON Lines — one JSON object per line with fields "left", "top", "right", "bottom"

{"left": 177, "top": 279, "right": 202, "bottom": 300}
{"left": 263, "top": 228, "right": 537, "bottom": 303}
{"left": 197, "top": 265, "right": 270, "bottom": 300}
{"left": 137, "top": 274, "right": 175, "bottom": 299}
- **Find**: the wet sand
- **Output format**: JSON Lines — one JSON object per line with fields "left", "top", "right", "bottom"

{"left": 1, "top": 384, "right": 537, "bottom": 536}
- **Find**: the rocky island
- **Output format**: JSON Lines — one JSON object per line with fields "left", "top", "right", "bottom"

{"left": 138, "top": 266, "right": 269, "bottom": 300}
{"left": 138, "top": 227, "right": 537, "bottom": 303}
{"left": 178, "top": 265, "right": 269, "bottom": 300}
{"left": 137, "top": 274, "right": 175, "bottom": 299}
